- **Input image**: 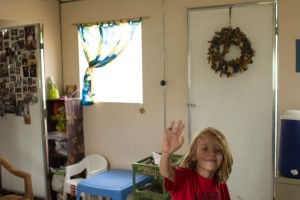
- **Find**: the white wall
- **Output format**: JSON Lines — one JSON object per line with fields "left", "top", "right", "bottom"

{"left": 61, "top": 0, "right": 278, "bottom": 165}
{"left": 61, "top": 0, "right": 168, "bottom": 169}
{"left": 0, "top": 0, "right": 63, "bottom": 93}
{"left": 278, "top": 0, "right": 300, "bottom": 116}
{"left": 60, "top": 0, "right": 284, "bottom": 199}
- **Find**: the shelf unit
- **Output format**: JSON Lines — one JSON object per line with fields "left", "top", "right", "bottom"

{"left": 132, "top": 154, "right": 183, "bottom": 200}
{"left": 45, "top": 98, "right": 85, "bottom": 200}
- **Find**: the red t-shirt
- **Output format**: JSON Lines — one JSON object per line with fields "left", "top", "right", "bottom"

{"left": 164, "top": 167, "right": 230, "bottom": 200}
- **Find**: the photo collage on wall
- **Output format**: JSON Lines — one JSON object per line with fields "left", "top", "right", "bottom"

{"left": 0, "top": 25, "right": 39, "bottom": 124}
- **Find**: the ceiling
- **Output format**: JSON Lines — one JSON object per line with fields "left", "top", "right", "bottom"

{"left": 57, "top": 0, "right": 82, "bottom": 3}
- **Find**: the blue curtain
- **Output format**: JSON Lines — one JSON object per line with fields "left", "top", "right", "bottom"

{"left": 77, "top": 19, "right": 141, "bottom": 105}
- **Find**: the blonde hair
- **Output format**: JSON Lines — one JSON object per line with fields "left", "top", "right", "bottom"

{"left": 180, "top": 127, "right": 233, "bottom": 183}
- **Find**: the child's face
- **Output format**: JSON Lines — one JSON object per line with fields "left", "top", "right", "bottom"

{"left": 195, "top": 134, "right": 223, "bottom": 179}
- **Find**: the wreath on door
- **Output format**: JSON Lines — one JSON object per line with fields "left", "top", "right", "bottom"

{"left": 207, "top": 26, "right": 255, "bottom": 77}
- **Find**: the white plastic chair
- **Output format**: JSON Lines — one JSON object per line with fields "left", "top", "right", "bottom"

{"left": 62, "top": 154, "right": 108, "bottom": 200}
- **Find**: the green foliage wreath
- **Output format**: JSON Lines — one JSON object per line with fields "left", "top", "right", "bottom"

{"left": 207, "top": 27, "right": 255, "bottom": 77}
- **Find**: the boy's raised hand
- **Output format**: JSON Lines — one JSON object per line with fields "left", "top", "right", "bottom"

{"left": 163, "top": 120, "right": 185, "bottom": 154}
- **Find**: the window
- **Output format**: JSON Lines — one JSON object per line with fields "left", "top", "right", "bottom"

{"left": 78, "top": 22, "right": 143, "bottom": 104}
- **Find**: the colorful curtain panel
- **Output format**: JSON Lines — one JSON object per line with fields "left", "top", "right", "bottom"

{"left": 77, "top": 19, "right": 141, "bottom": 105}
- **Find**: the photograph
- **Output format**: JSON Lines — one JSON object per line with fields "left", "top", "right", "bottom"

{"left": 16, "top": 100, "right": 24, "bottom": 116}
{"left": 3, "top": 30, "right": 9, "bottom": 40}
{"left": 9, "top": 64, "right": 16, "bottom": 74}
{"left": 10, "top": 75, "right": 16, "bottom": 82}
{"left": 16, "top": 67, "right": 20, "bottom": 74}
{"left": 28, "top": 51, "right": 36, "bottom": 59}
{"left": 28, "top": 77, "right": 32, "bottom": 85}
{"left": 0, "top": 32, "right": 3, "bottom": 51}
{"left": 23, "top": 78, "right": 28, "bottom": 85}
{"left": 29, "top": 68, "right": 37, "bottom": 77}
{"left": 0, "top": 52, "right": 7, "bottom": 62}
{"left": 32, "top": 86, "right": 37, "bottom": 93}
{"left": 28, "top": 59, "right": 37, "bottom": 68}
{"left": 17, "top": 40, "right": 25, "bottom": 50}
{"left": 23, "top": 86, "right": 27, "bottom": 93}
{"left": 24, "top": 25, "right": 36, "bottom": 50}
{"left": 18, "top": 29, "right": 24, "bottom": 38}
{"left": 23, "top": 67, "right": 29, "bottom": 77}
{"left": 4, "top": 41, "right": 9, "bottom": 48}
{"left": 11, "top": 29, "right": 18, "bottom": 37}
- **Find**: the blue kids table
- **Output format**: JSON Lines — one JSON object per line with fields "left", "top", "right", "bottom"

{"left": 76, "top": 169, "right": 152, "bottom": 200}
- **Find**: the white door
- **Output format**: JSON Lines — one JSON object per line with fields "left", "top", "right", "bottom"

{"left": 0, "top": 23, "right": 46, "bottom": 197}
{"left": 188, "top": 3, "right": 276, "bottom": 200}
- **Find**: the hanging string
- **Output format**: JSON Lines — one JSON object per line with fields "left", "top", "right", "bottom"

{"left": 229, "top": 7, "right": 232, "bottom": 27}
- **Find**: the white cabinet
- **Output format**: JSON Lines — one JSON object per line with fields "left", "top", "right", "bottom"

{"left": 275, "top": 176, "right": 300, "bottom": 200}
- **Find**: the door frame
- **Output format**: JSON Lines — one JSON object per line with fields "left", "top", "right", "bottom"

{"left": 187, "top": 1, "right": 278, "bottom": 199}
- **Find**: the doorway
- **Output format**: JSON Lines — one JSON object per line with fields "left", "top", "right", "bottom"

{"left": 0, "top": 21, "right": 46, "bottom": 197}
{"left": 188, "top": 2, "right": 277, "bottom": 199}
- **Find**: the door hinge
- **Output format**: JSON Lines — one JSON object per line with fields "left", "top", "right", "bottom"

{"left": 186, "top": 103, "right": 196, "bottom": 108}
